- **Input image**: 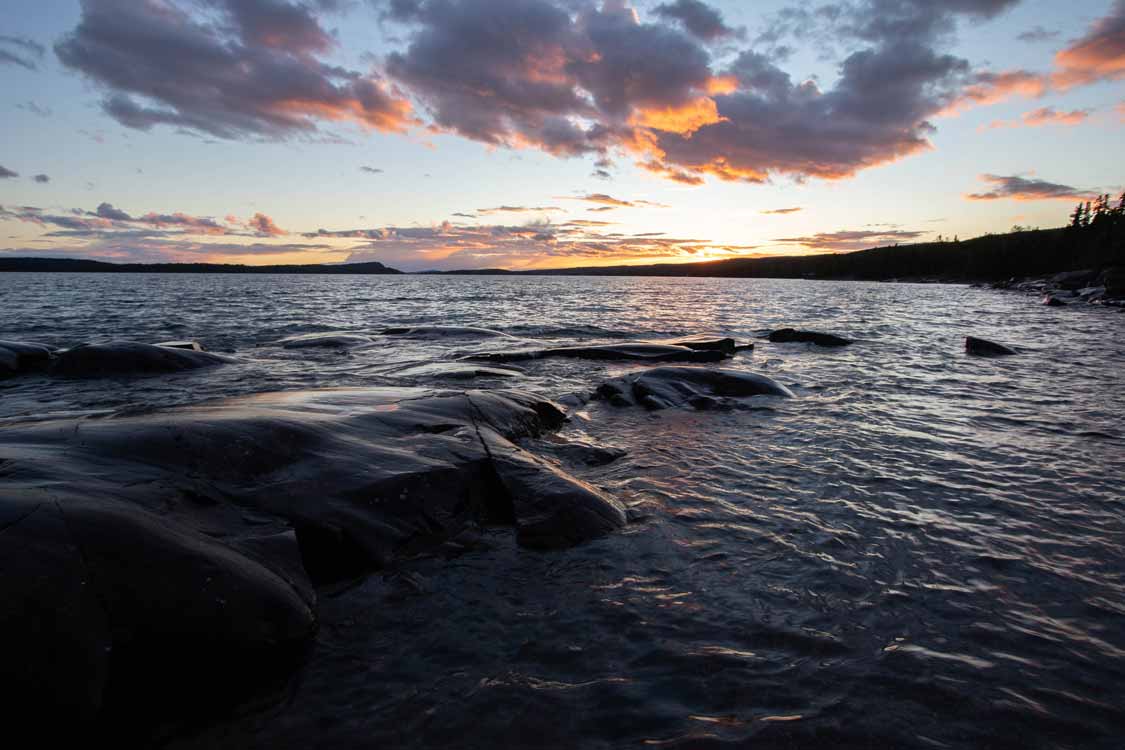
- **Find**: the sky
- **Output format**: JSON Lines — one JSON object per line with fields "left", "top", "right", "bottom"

{"left": 0, "top": 0, "right": 1122, "bottom": 272}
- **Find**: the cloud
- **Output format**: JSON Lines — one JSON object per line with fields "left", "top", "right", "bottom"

{"left": 16, "top": 101, "right": 52, "bottom": 117}
{"left": 965, "top": 174, "right": 1094, "bottom": 201}
{"left": 360, "top": 165, "right": 384, "bottom": 173}
{"left": 0, "top": 35, "right": 45, "bottom": 70}
{"left": 475, "top": 205, "right": 564, "bottom": 215}
{"left": 562, "top": 193, "right": 670, "bottom": 208}
{"left": 247, "top": 212, "right": 286, "bottom": 236}
{"left": 0, "top": 165, "right": 18, "bottom": 179}
{"left": 773, "top": 228, "right": 927, "bottom": 252}
{"left": 988, "top": 106, "right": 1091, "bottom": 129}
{"left": 55, "top": 0, "right": 415, "bottom": 140}
{"left": 653, "top": 1, "right": 742, "bottom": 42}
{"left": 33, "top": 174, "right": 50, "bottom": 184}
{"left": 1052, "top": 0, "right": 1125, "bottom": 89}
{"left": 762, "top": 206, "right": 802, "bottom": 214}
{"left": 1017, "top": 26, "right": 1060, "bottom": 43}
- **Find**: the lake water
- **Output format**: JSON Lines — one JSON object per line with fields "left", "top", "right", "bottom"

{"left": 3, "top": 273, "right": 1125, "bottom": 748}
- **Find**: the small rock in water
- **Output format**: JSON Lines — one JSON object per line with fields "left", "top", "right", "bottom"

{"left": 1043, "top": 295, "right": 1067, "bottom": 307}
{"left": 767, "top": 328, "right": 853, "bottom": 347}
{"left": 965, "top": 336, "right": 1017, "bottom": 356}
{"left": 597, "top": 366, "right": 794, "bottom": 409}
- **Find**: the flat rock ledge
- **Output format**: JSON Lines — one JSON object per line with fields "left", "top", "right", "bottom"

{"left": 0, "top": 386, "right": 624, "bottom": 738}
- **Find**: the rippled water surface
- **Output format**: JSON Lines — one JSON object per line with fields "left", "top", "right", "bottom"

{"left": 3, "top": 273, "right": 1125, "bottom": 748}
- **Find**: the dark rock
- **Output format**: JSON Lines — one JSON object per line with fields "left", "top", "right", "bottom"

{"left": 0, "top": 340, "right": 55, "bottom": 376}
{"left": 0, "top": 386, "right": 623, "bottom": 733}
{"left": 154, "top": 340, "right": 206, "bottom": 351}
{"left": 1043, "top": 295, "right": 1068, "bottom": 307}
{"left": 664, "top": 337, "right": 753, "bottom": 354}
{"left": 471, "top": 342, "right": 727, "bottom": 364}
{"left": 597, "top": 366, "right": 794, "bottom": 409}
{"left": 1050, "top": 269, "right": 1097, "bottom": 290}
{"left": 965, "top": 336, "right": 1017, "bottom": 356}
{"left": 278, "top": 332, "right": 375, "bottom": 349}
{"left": 50, "top": 341, "right": 234, "bottom": 378}
{"left": 382, "top": 325, "right": 517, "bottom": 338}
{"left": 533, "top": 437, "right": 627, "bottom": 467}
{"left": 767, "top": 328, "right": 853, "bottom": 347}
{"left": 1099, "top": 267, "right": 1125, "bottom": 298}
{"left": 482, "top": 432, "right": 626, "bottom": 549}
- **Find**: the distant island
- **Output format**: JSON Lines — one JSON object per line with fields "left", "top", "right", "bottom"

{"left": 3, "top": 210, "right": 1121, "bottom": 282}
{"left": 0, "top": 258, "right": 401, "bottom": 275}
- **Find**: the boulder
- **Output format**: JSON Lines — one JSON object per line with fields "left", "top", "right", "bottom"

{"left": 1099, "top": 267, "right": 1125, "bottom": 298}
{"left": 965, "top": 336, "right": 1017, "bottom": 356}
{"left": 767, "top": 328, "right": 853, "bottom": 347}
{"left": 278, "top": 332, "right": 375, "bottom": 349}
{"left": 0, "top": 386, "right": 624, "bottom": 734}
{"left": 471, "top": 342, "right": 727, "bottom": 364}
{"left": 50, "top": 341, "right": 233, "bottom": 378}
{"left": 1043, "top": 295, "right": 1068, "bottom": 307}
{"left": 1050, "top": 269, "right": 1097, "bottom": 290}
{"left": 597, "top": 366, "right": 794, "bottom": 409}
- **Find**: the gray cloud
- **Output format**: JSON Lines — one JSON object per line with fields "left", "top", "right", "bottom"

{"left": 56, "top": 0, "right": 414, "bottom": 139}
{"left": 360, "top": 165, "right": 384, "bottom": 173}
{"left": 774, "top": 227, "right": 927, "bottom": 251}
{"left": 965, "top": 174, "right": 1094, "bottom": 201}
{"left": 0, "top": 35, "right": 46, "bottom": 70}
{"left": 33, "top": 174, "right": 50, "bottom": 184}
{"left": 0, "top": 165, "right": 18, "bottom": 179}
{"left": 1017, "top": 26, "right": 1060, "bottom": 43}
{"left": 654, "top": 0, "right": 741, "bottom": 41}
{"left": 762, "top": 206, "right": 803, "bottom": 214}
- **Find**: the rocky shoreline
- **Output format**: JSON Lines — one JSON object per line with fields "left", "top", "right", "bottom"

{"left": 986, "top": 267, "right": 1125, "bottom": 308}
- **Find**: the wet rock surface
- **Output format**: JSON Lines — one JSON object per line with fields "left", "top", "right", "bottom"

{"left": 597, "top": 366, "right": 795, "bottom": 409}
{"left": 0, "top": 340, "right": 55, "bottom": 376}
{"left": 767, "top": 328, "right": 854, "bottom": 347}
{"left": 966, "top": 336, "right": 1018, "bottom": 356}
{"left": 0, "top": 385, "right": 626, "bottom": 739}
{"left": 50, "top": 341, "right": 234, "bottom": 377}
{"left": 471, "top": 341, "right": 731, "bottom": 364}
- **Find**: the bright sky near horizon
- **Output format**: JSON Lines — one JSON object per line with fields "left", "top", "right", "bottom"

{"left": 1, "top": 0, "right": 1123, "bottom": 271}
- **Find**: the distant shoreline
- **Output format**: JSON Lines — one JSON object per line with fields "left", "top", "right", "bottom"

{"left": 2, "top": 224, "right": 1121, "bottom": 281}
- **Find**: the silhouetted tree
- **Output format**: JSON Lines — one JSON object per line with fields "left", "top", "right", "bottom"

{"left": 1070, "top": 202, "right": 1086, "bottom": 228}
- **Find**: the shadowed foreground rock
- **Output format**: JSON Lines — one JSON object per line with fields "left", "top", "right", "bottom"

{"left": 966, "top": 336, "right": 1018, "bottom": 356}
{"left": 768, "top": 329, "right": 853, "bottom": 347}
{"left": 471, "top": 341, "right": 730, "bottom": 364}
{"left": 0, "top": 387, "right": 624, "bottom": 739}
{"left": 50, "top": 341, "right": 234, "bottom": 377}
{"left": 597, "top": 366, "right": 795, "bottom": 409}
{"left": 0, "top": 340, "right": 54, "bottom": 377}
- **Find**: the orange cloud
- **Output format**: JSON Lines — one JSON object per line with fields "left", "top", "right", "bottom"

{"left": 945, "top": 70, "right": 1047, "bottom": 115}
{"left": 986, "top": 106, "right": 1091, "bottom": 129}
{"left": 1052, "top": 2, "right": 1125, "bottom": 90}
{"left": 248, "top": 213, "right": 286, "bottom": 236}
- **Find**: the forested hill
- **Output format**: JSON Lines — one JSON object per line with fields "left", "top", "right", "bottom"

{"left": 0, "top": 258, "right": 401, "bottom": 274}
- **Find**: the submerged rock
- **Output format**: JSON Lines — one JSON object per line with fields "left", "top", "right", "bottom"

{"left": 472, "top": 342, "right": 728, "bottom": 364}
{"left": 385, "top": 361, "right": 526, "bottom": 379}
{"left": 50, "top": 341, "right": 233, "bottom": 378}
{"left": 0, "top": 340, "right": 55, "bottom": 376}
{"left": 965, "top": 336, "right": 1018, "bottom": 356}
{"left": 279, "top": 332, "right": 376, "bottom": 349}
{"left": 1043, "top": 295, "right": 1068, "bottom": 307}
{"left": 768, "top": 328, "right": 853, "bottom": 347}
{"left": 597, "top": 366, "right": 794, "bottom": 409}
{"left": 0, "top": 386, "right": 624, "bottom": 735}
